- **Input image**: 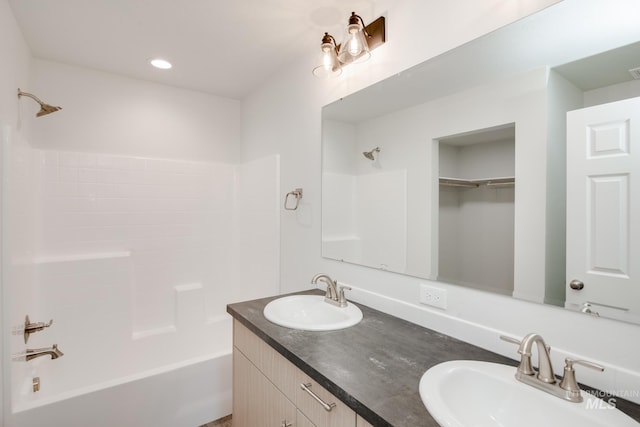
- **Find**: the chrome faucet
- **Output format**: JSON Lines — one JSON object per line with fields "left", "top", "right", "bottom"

{"left": 517, "top": 333, "right": 555, "bottom": 383}
{"left": 311, "top": 273, "right": 338, "bottom": 300}
{"left": 26, "top": 344, "right": 64, "bottom": 361}
{"left": 501, "top": 334, "right": 604, "bottom": 402}
{"left": 310, "top": 273, "right": 351, "bottom": 307}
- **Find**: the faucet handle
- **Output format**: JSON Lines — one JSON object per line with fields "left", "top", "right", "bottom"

{"left": 24, "top": 315, "right": 54, "bottom": 344}
{"left": 500, "top": 335, "right": 521, "bottom": 345}
{"left": 337, "top": 285, "right": 351, "bottom": 305}
{"left": 559, "top": 358, "right": 604, "bottom": 397}
{"left": 500, "top": 334, "right": 551, "bottom": 353}
{"left": 570, "top": 359, "right": 605, "bottom": 372}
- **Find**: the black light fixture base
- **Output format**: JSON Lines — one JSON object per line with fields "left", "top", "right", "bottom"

{"left": 363, "top": 16, "right": 386, "bottom": 52}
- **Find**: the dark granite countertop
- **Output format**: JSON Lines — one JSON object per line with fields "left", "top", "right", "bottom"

{"left": 227, "top": 289, "right": 640, "bottom": 426}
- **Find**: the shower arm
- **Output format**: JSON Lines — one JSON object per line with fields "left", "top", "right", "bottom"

{"left": 17, "top": 89, "right": 45, "bottom": 105}
{"left": 17, "top": 88, "right": 62, "bottom": 117}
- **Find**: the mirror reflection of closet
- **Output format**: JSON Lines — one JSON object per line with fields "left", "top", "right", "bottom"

{"left": 437, "top": 123, "right": 515, "bottom": 295}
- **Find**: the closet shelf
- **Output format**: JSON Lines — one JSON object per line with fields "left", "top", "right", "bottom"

{"left": 439, "top": 176, "right": 515, "bottom": 188}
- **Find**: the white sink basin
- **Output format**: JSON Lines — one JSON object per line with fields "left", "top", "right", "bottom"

{"left": 419, "top": 360, "right": 638, "bottom": 427}
{"left": 263, "top": 295, "right": 363, "bottom": 331}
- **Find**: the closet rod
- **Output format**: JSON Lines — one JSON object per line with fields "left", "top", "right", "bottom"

{"left": 439, "top": 178, "right": 479, "bottom": 188}
{"left": 439, "top": 176, "right": 515, "bottom": 188}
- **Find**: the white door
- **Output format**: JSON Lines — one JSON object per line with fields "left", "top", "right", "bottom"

{"left": 566, "top": 96, "right": 640, "bottom": 320}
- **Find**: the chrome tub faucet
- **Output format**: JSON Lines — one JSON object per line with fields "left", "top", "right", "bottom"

{"left": 26, "top": 344, "right": 64, "bottom": 361}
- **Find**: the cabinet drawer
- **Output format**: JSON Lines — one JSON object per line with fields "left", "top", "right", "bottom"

{"left": 296, "top": 371, "right": 356, "bottom": 427}
{"left": 234, "top": 320, "right": 297, "bottom": 401}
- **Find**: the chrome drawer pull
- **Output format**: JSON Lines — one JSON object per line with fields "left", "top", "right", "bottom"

{"left": 300, "top": 382, "right": 336, "bottom": 412}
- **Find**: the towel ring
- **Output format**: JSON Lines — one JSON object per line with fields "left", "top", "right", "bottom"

{"left": 284, "top": 188, "right": 303, "bottom": 210}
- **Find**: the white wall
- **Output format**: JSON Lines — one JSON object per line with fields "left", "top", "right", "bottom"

{"left": 29, "top": 59, "right": 241, "bottom": 163}
{"left": 0, "top": 0, "right": 31, "bottom": 125}
{"left": 241, "top": 0, "right": 640, "bottom": 402}
{"left": 544, "top": 70, "right": 582, "bottom": 306}
{"left": 439, "top": 140, "right": 515, "bottom": 293}
{"left": 322, "top": 119, "right": 407, "bottom": 271}
{"left": 0, "top": 0, "right": 34, "bottom": 422}
{"left": 355, "top": 169, "right": 407, "bottom": 271}
{"left": 584, "top": 79, "right": 640, "bottom": 107}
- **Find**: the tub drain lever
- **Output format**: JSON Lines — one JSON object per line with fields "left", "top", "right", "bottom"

{"left": 24, "top": 315, "right": 54, "bottom": 343}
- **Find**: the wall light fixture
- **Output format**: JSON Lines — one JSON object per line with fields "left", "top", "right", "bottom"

{"left": 312, "top": 33, "right": 343, "bottom": 78}
{"left": 312, "top": 12, "right": 386, "bottom": 78}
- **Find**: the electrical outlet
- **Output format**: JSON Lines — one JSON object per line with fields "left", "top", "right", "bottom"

{"left": 419, "top": 284, "right": 447, "bottom": 309}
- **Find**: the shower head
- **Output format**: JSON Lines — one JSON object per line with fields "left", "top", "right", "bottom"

{"left": 363, "top": 147, "right": 381, "bottom": 160}
{"left": 17, "top": 89, "right": 62, "bottom": 117}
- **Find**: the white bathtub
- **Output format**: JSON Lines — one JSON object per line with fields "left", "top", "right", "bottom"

{"left": 9, "top": 350, "right": 232, "bottom": 427}
{"left": 6, "top": 251, "right": 234, "bottom": 426}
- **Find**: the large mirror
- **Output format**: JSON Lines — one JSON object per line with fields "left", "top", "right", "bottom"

{"left": 321, "top": 0, "right": 640, "bottom": 324}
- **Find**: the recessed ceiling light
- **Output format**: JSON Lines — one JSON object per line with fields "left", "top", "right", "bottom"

{"left": 150, "top": 59, "right": 172, "bottom": 70}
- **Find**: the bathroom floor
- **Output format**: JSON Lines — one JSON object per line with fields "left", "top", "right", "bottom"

{"left": 200, "top": 415, "right": 232, "bottom": 427}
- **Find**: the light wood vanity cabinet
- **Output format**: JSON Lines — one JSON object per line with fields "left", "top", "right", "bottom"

{"left": 233, "top": 350, "right": 297, "bottom": 427}
{"left": 233, "top": 320, "right": 373, "bottom": 427}
{"left": 356, "top": 415, "right": 374, "bottom": 427}
{"left": 295, "top": 369, "right": 355, "bottom": 426}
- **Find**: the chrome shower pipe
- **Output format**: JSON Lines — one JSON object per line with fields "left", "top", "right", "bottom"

{"left": 17, "top": 89, "right": 62, "bottom": 117}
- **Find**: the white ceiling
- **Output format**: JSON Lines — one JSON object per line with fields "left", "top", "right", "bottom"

{"left": 9, "top": 0, "right": 380, "bottom": 99}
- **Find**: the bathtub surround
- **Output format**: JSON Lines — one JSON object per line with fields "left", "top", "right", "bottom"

{"left": 4, "top": 147, "right": 280, "bottom": 426}
{"left": 35, "top": 150, "right": 237, "bottom": 334}
{"left": 5, "top": 145, "right": 279, "bottom": 426}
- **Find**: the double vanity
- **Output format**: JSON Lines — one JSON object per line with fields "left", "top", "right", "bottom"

{"left": 227, "top": 288, "right": 640, "bottom": 426}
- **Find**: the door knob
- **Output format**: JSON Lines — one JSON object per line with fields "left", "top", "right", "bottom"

{"left": 569, "top": 279, "right": 584, "bottom": 290}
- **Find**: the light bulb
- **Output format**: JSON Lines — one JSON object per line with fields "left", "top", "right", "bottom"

{"left": 337, "top": 16, "right": 370, "bottom": 64}
{"left": 346, "top": 24, "right": 363, "bottom": 57}
{"left": 313, "top": 39, "right": 342, "bottom": 78}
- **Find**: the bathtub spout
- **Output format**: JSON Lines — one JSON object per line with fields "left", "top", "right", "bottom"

{"left": 26, "top": 344, "right": 64, "bottom": 361}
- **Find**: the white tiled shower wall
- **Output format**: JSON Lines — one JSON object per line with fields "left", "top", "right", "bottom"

{"left": 35, "top": 150, "right": 236, "bottom": 333}
{"left": 14, "top": 148, "right": 280, "bottom": 405}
